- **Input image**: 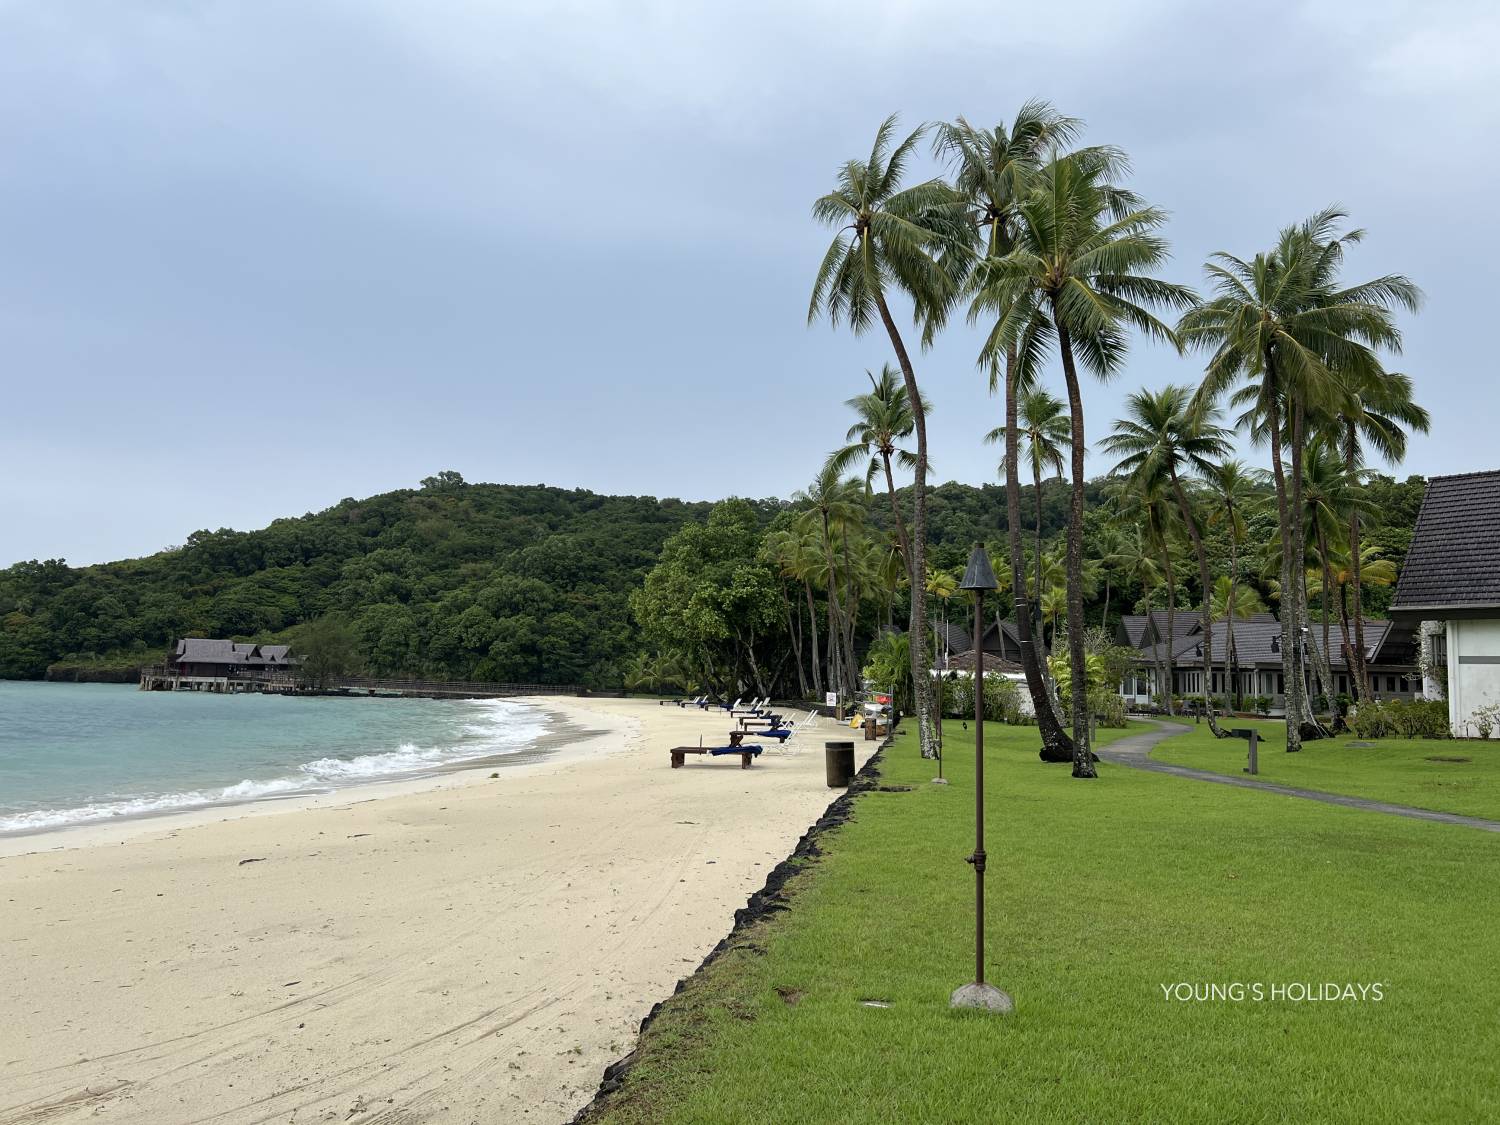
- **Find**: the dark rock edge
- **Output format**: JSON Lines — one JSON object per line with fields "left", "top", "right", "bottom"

{"left": 566, "top": 731, "right": 895, "bottom": 1123}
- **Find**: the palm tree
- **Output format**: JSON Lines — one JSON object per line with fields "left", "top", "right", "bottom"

{"left": 986, "top": 388, "right": 1072, "bottom": 651}
{"left": 761, "top": 528, "right": 810, "bottom": 698}
{"left": 1102, "top": 385, "right": 1231, "bottom": 734}
{"left": 936, "top": 102, "right": 1081, "bottom": 763}
{"left": 1203, "top": 460, "right": 1265, "bottom": 707}
{"left": 1329, "top": 369, "right": 1428, "bottom": 698}
{"left": 1309, "top": 546, "right": 1397, "bottom": 687}
{"left": 1180, "top": 207, "right": 1419, "bottom": 750}
{"left": 973, "top": 151, "right": 1194, "bottom": 776}
{"left": 1207, "top": 575, "right": 1267, "bottom": 709}
{"left": 827, "top": 364, "right": 924, "bottom": 568}
{"left": 793, "top": 466, "right": 867, "bottom": 700}
{"left": 809, "top": 116, "right": 971, "bottom": 759}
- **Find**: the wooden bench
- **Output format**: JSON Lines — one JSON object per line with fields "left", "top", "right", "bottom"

{"left": 670, "top": 730, "right": 763, "bottom": 769}
{"left": 669, "top": 746, "right": 760, "bottom": 769}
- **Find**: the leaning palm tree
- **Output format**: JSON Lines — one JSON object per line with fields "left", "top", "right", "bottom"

{"left": 809, "top": 116, "right": 971, "bottom": 759}
{"left": 827, "top": 364, "right": 925, "bottom": 568}
{"left": 1180, "top": 207, "right": 1419, "bottom": 749}
{"left": 972, "top": 151, "right": 1195, "bottom": 776}
{"left": 1102, "top": 385, "right": 1232, "bottom": 734}
{"left": 936, "top": 102, "right": 1081, "bottom": 762}
{"left": 986, "top": 388, "right": 1072, "bottom": 650}
{"left": 1328, "top": 368, "right": 1428, "bottom": 698}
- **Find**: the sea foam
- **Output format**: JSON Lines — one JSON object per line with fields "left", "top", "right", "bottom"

{"left": 0, "top": 697, "right": 549, "bottom": 835}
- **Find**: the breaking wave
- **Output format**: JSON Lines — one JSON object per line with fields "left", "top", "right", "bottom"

{"left": 0, "top": 698, "right": 548, "bottom": 835}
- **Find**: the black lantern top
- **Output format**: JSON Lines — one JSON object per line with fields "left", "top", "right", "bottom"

{"left": 959, "top": 544, "right": 999, "bottom": 591}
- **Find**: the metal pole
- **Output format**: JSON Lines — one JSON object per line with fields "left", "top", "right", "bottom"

{"left": 973, "top": 587, "right": 986, "bottom": 985}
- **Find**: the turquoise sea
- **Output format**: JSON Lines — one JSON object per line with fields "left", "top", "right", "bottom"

{"left": 0, "top": 682, "right": 548, "bottom": 835}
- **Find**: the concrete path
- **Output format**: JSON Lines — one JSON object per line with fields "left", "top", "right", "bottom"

{"left": 1097, "top": 720, "right": 1500, "bottom": 834}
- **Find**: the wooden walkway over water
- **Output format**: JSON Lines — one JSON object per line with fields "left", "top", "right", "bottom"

{"left": 138, "top": 667, "right": 581, "bottom": 700}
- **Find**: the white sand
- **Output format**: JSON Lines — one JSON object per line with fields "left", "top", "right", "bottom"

{"left": 0, "top": 697, "right": 873, "bottom": 1124}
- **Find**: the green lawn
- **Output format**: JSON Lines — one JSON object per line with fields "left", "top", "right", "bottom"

{"left": 587, "top": 722, "right": 1500, "bottom": 1124}
{"left": 1150, "top": 718, "right": 1500, "bottom": 821}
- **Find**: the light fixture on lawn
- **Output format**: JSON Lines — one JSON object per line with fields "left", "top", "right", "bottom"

{"left": 951, "top": 543, "right": 1013, "bottom": 1014}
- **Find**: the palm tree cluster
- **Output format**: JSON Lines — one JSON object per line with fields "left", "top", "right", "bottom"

{"left": 805, "top": 105, "right": 1424, "bottom": 774}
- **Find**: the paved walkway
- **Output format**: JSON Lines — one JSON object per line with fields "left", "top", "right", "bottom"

{"left": 1096, "top": 720, "right": 1500, "bottom": 834}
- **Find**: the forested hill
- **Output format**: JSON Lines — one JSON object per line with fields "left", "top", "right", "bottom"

{"left": 0, "top": 475, "right": 746, "bottom": 685}
{"left": 0, "top": 471, "right": 1429, "bottom": 687}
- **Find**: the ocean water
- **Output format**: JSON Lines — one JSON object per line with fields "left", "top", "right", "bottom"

{"left": 0, "top": 682, "right": 549, "bottom": 835}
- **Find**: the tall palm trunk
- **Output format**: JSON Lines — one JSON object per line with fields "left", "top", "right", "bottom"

{"left": 1343, "top": 421, "right": 1370, "bottom": 700}
{"left": 1052, "top": 314, "right": 1097, "bottom": 777}
{"left": 803, "top": 581, "right": 823, "bottom": 698}
{"left": 1162, "top": 547, "right": 1177, "bottom": 715}
{"left": 781, "top": 583, "right": 807, "bottom": 698}
{"left": 1168, "top": 466, "right": 1225, "bottom": 737}
{"left": 880, "top": 450, "right": 912, "bottom": 568}
{"left": 1225, "top": 536, "right": 1241, "bottom": 710}
{"left": 1288, "top": 399, "right": 1326, "bottom": 741}
{"left": 875, "top": 295, "right": 936, "bottom": 758}
{"left": 1033, "top": 468, "right": 1047, "bottom": 659}
{"left": 1002, "top": 346, "right": 1074, "bottom": 761}
{"left": 1264, "top": 369, "right": 1304, "bottom": 752}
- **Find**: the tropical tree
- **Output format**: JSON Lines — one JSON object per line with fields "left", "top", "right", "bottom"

{"left": 827, "top": 364, "right": 924, "bottom": 568}
{"left": 1328, "top": 369, "right": 1428, "bottom": 698}
{"left": 936, "top": 101, "right": 1080, "bottom": 763}
{"left": 1308, "top": 546, "right": 1397, "bottom": 686}
{"left": 809, "top": 116, "right": 971, "bottom": 758}
{"left": 1180, "top": 207, "right": 1420, "bottom": 749}
{"left": 973, "top": 150, "right": 1194, "bottom": 775}
{"left": 1206, "top": 575, "right": 1266, "bottom": 709}
{"left": 1203, "top": 458, "right": 1263, "bottom": 707}
{"left": 793, "top": 466, "right": 868, "bottom": 700}
{"left": 986, "top": 387, "right": 1072, "bottom": 648}
{"left": 1102, "top": 385, "right": 1231, "bottom": 733}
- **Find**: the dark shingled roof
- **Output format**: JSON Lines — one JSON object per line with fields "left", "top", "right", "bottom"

{"left": 1136, "top": 616, "right": 1402, "bottom": 671}
{"left": 941, "top": 649, "right": 1024, "bottom": 675}
{"left": 1391, "top": 470, "right": 1500, "bottom": 614}
{"left": 1118, "top": 610, "right": 1199, "bottom": 649}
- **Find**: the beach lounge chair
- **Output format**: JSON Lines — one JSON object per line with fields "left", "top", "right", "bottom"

{"left": 730, "top": 697, "right": 769, "bottom": 716}
{"left": 737, "top": 712, "right": 785, "bottom": 731}
{"left": 670, "top": 694, "right": 707, "bottom": 708}
{"left": 669, "top": 732, "right": 764, "bottom": 769}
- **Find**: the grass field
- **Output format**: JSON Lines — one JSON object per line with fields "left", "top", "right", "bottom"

{"left": 588, "top": 721, "right": 1500, "bottom": 1124}
{"left": 1150, "top": 718, "right": 1500, "bottom": 820}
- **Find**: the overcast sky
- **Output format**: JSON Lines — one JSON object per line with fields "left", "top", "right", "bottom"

{"left": 3, "top": 0, "right": 1496, "bottom": 566}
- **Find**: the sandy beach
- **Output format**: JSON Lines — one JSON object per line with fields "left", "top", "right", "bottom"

{"left": 0, "top": 697, "right": 874, "bottom": 1124}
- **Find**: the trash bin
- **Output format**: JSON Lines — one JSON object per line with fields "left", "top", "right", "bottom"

{"left": 825, "top": 741, "right": 856, "bottom": 788}
{"left": 863, "top": 717, "right": 877, "bottom": 741}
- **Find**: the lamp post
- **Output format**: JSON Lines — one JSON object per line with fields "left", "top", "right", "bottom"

{"left": 951, "top": 544, "right": 1013, "bottom": 1014}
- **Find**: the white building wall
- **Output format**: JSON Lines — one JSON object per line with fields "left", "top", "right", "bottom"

{"left": 1446, "top": 618, "right": 1500, "bottom": 738}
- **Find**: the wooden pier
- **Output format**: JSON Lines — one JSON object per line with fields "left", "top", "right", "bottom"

{"left": 138, "top": 666, "right": 581, "bottom": 700}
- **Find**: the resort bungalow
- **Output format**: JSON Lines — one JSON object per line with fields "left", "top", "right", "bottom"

{"left": 1388, "top": 469, "right": 1500, "bottom": 737}
{"left": 143, "top": 637, "right": 300, "bottom": 692}
{"left": 1117, "top": 612, "right": 1419, "bottom": 714}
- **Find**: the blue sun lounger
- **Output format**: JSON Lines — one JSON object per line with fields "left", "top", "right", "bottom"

{"left": 669, "top": 734, "right": 765, "bottom": 769}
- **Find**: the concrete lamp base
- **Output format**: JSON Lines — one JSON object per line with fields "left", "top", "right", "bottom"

{"left": 950, "top": 982, "right": 1014, "bottom": 1013}
{"left": 931, "top": 777, "right": 950, "bottom": 785}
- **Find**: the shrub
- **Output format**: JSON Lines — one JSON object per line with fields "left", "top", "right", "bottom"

{"left": 1471, "top": 702, "right": 1500, "bottom": 740}
{"left": 1347, "top": 699, "right": 1450, "bottom": 740}
{"left": 942, "top": 674, "right": 1027, "bottom": 724}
